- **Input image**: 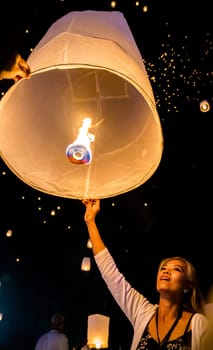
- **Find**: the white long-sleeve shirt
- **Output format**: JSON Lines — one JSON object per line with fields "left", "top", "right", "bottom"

{"left": 95, "top": 248, "right": 210, "bottom": 350}
{"left": 34, "top": 329, "right": 69, "bottom": 350}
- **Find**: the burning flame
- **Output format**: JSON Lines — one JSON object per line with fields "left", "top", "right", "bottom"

{"left": 66, "top": 118, "right": 95, "bottom": 165}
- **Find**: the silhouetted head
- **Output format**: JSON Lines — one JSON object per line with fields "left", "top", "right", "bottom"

{"left": 51, "top": 313, "right": 65, "bottom": 331}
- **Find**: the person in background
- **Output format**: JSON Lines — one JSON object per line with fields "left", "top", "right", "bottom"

{"left": 82, "top": 198, "right": 210, "bottom": 350}
{"left": 34, "top": 313, "right": 70, "bottom": 350}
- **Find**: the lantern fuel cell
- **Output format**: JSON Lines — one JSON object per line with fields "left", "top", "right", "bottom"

{"left": 66, "top": 117, "right": 95, "bottom": 164}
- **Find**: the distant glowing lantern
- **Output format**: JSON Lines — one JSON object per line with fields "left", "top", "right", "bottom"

{"left": 0, "top": 11, "right": 163, "bottom": 199}
{"left": 87, "top": 238, "right": 92, "bottom": 249}
{"left": 200, "top": 99, "right": 210, "bottom": 112}
{"left": 81, "top": 257, "right": 91, "bottom": 271}
{"left": 6, "top": 229, "right": 13, "bottom": 237}
{"left": 87, "top": 314, "right": 109, "bottom": 349}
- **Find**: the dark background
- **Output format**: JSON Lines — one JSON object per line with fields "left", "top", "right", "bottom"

{"left": 0, "top": 0, "right": 212, "bottom": 349}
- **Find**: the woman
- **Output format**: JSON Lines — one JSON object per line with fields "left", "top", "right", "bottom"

{"left": 82, "top": 199, "right": 210, "bottom": 350}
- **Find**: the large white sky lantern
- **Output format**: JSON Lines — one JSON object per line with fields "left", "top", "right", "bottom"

{"left": 0, "top": 10, "right": 163, "bottom": 199}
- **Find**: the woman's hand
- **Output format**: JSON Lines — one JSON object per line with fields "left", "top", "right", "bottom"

{"left": 82, "top": 199, "right": 100, "bottom": 224}
{"left": 82, "top": 198, "right": 105, "bottom": 254}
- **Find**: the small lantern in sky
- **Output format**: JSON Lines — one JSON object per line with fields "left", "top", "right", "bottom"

{"left": 200, "top": 99, "right": 210, "bottom": 113}
{"left": 81, "top": 257, "right": 91, "bottom": 271}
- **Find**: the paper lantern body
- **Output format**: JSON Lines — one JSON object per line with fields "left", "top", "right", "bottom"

{"left": 87, "top": 314, "right": 109, "bottom": 348}
{"left": 81, "top": 257, "right": 91, "bottom": 271}
{"left": 0, "top": 11, "right": 163, "bottom": 199}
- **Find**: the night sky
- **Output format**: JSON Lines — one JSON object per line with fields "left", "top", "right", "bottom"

{"left": 0, "top": 1, "right": 212, "bottom": 349}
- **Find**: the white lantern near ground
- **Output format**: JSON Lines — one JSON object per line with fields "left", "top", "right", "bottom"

{"left": 87, "top": 314, "right": 110, "bottom": 349}
{"left": 0, "top": 10, "right": 163, "bottom": 199}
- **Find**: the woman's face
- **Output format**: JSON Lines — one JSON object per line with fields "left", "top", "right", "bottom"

{"left": 156, "top": 259, "right": 189, "bottom": 296}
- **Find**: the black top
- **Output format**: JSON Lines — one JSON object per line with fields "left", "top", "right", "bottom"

{"left": 136, "top": 327, "right": 192, "bottom": 349}
{"left": 136, "top": 313, "right": 194, "bottom": 350}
